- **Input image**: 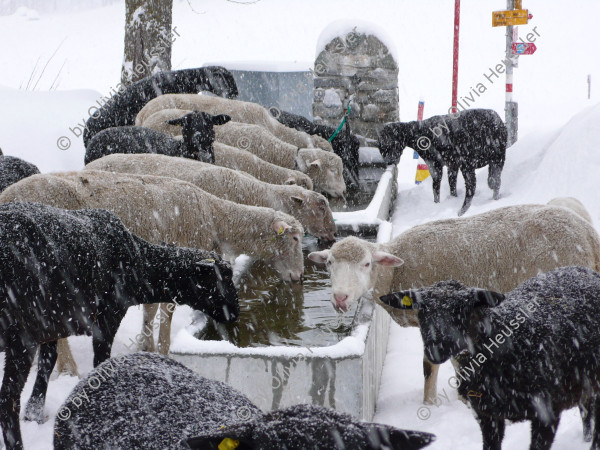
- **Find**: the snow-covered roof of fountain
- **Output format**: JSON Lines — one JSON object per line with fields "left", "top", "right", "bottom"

{"left": 315, "top": 19, "right": 398, "bottom": 61}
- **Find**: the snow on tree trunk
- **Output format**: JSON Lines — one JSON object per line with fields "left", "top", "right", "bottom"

{"left": 121, "top": 0, "right": 173, "bottom": 86}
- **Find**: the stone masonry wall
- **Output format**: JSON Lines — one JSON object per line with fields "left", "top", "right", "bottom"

{"left": 313, "top": 29, "right": 399, "bottom": 143}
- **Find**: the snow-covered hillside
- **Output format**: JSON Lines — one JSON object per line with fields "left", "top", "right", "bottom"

{"left": 0, "top": 1, "right": 599, "bottom": 449}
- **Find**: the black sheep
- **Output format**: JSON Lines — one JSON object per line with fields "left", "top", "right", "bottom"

{"left": 270, "top": 108, "right": 360, "bottom": 188}
{"left": 82, "top": 66, "right": 238, "bottom": 147}
{"left": 54, "top": 352, "right": 435, "bottom": 450}
{"left": 0, "top": 155, "right": 40, "bottom": 193}
{"left": 378, "top": 109, "right": 507, "bottom": 215}
{"left": 381, "top": 266, "right": 600, "bottom": 450}
{"left": 84, "top": 111, "right": 231, "bottom": 165}
{"left": 0, "top": 202, "right": 238, "bottom": 450}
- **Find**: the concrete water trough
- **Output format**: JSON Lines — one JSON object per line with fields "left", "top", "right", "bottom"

{"left": 171, "top": 153, "right": 397, "bottom": 421}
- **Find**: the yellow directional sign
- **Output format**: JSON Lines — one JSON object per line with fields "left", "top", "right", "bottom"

{"left": 492, "top": 9, "right": 530, "bottom": 27}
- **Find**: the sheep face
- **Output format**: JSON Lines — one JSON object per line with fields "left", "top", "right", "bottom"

{"left": 380, "top": 281, "right": 505, "bottom": 364}
{"left": 308, "top": 237, "right": 404, "bottom": 312}
{"left": 377, "top": 123, "right": 408, "bottom": 165}
{"left": 288, "top": 190, "right": 336, "bottom": 241}
{"left": 267, "top": 219, "right": 304, "bottom": 282}
{"left": 183, "top": 404, "right": 436, "bottom": 450}
{"left": 167, "top": 111, "right": 231, "bottom": 162}
{"left": 167, "top": 252, "right": 239, "bottom": 323}
{"left": 298, "top": 150, "right": 346, "bottom": 198}
{"left": 285, "top": 172, "right": 313, "bottom": 191}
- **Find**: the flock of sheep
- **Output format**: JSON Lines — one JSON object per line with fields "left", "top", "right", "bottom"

{"left": 0, "top": 64, "right": 598, "bottom": 449}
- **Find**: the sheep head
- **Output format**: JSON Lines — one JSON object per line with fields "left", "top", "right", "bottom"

{"left": 265, "top": 217, "right": 304, "bottom": 282}
{"left": 380, "top": 281, "right": 505, "bottom": 364}
{"left": 308, "top": 236, "right": 404, "bottom": 312}
{"left": 286, "top": 188, "right": 335, "bottom": 241}
{"left": 160, "top": 248, "right": 239, "bottom": 323}
{"left": 168, "top": 111, "right": 231, "bottom": 163}
{"left": 377, "top": 123, "right": 409, "bottom": 165}
{"left": 284, "top": 172, "right": 313, "bottom": 191}
{"left": 297, "top": 149, "right": 346, "bottom": 198}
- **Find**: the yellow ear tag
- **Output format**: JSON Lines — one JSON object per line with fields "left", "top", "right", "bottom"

{"left": 401, "top": 296, "right": 413, "bottom": 307}
{"left": 218, "top": 438, "right": 240, "bottom": 450}
{"left": 278, "top": 226, "right": 284, "bottom": 235}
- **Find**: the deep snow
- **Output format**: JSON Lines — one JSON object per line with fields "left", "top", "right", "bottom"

{"left": 0, "top": 0, "right": 599, "bottom": 448}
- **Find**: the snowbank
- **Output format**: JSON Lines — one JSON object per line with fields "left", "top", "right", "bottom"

{"left": 0, "top": 85, "right": 97, "bottom": 172}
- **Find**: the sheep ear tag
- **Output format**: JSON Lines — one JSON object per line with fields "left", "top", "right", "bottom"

{"left": 379, "top": 291, "right": 416, "bottom": 309}
{"left": 198, "top": 258, "right": 216, "bottom": 266}
{"left": 218, "top": 438, "right": 240, "bottom": 450}
{"left": 278, "top": 226, "right": 284, "bottom": 235}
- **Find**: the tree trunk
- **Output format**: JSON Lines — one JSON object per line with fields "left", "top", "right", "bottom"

{"left": 121, "top": 0, "right": 174, "bottom": 86}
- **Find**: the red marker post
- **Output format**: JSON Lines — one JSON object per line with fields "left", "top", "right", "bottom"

{"left": 414, "top": 100, "right": 430, "bottom": 184}
{"left": 413, "top": 100, "right": 425, "bottom": 159}
{"left": 451, "top": 0, "right": 461, "bottom": 112}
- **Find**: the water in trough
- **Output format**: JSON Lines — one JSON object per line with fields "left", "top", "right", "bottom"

{"left": 195, "top": 164, "right": 387, "bottom": 348}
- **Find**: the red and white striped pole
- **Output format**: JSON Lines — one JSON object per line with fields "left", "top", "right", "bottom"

{"left": 505, "top": 0, "right": 518, "bottom": 145}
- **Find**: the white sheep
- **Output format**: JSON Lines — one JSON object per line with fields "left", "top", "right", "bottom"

{"left": 308, "top": 204, "right": 600, "bottom": 403}
{"left": 135, "top": 93, "right": 333, "bottom": 151}
{"left": 141, "top": 109, "right": 346, "bottom": 197}
{"left": 1, "top": 170, "right": 304, "bottom": 369}
{"left": 547, "top": 196, "right": 593, "bottom": 224}
{"left": 86, "top": 153, "right": 336, "bottom": 241}
{"left": 213, "top": 141, "right": 313, "bottom": 190}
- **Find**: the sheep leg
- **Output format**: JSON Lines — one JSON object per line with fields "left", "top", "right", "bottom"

{"left": 427, "top": 161, "right": 443, "bottom": 203}
{"left": 487, "top": 162, "right": 503, "bottom": 200}
{"left": 476, "top": 414, "right": 505, "bottom": 450}
{"left": 450, "top": 357, "right": 467, "bottom": 404}
{"left": 580, "top": 397, "right": 594, "bottom": 442}
{"left": 458, "top": 168, "right": 476, "bottom": 216}
{"left": 423, "top": 357, "right": 440, "bottom": 403}
{"left": 56, "top": 338, "right": 79, "bottom": 376}
{"left": 529, "top": 416, "right": 560, "bottom": 450}
{"left": 0, "top": 335, "right": 36, "bottom": 450}
{"left": 590, "top": 396, "right": 600, "bottom": 450}
{"left": 91, "top": 311, "right": 121, "bottom": 366}
{"left": 448, "top": 165, "right": 459, "bottom": 197}
{"left": 140, "top": 304, "right": 158, "bottom": 352}
{"left": 157, "top": 303, "right": 174, "bottom": 355}
{"left": 23, "top": 341, "right": 58, "bottom": 423}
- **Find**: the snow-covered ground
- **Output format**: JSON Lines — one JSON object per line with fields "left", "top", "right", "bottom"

{"left": 0, "top": 0, "right": 599, "bottom": 448}
{"left": 375, "top": 102, "right": 600, "bottom": 450}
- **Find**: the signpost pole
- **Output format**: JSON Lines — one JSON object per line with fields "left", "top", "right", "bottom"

{"left": 505, "top": 0, "right": 518, "bottom": 146}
